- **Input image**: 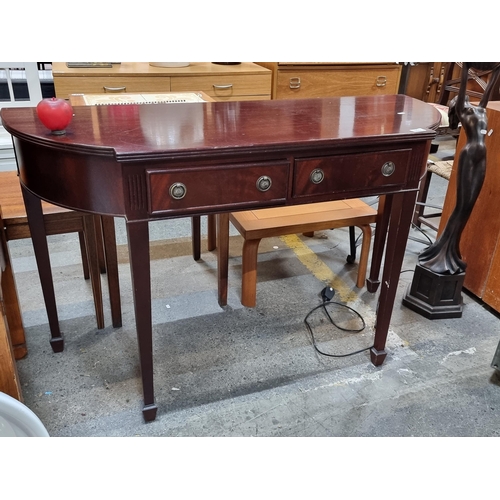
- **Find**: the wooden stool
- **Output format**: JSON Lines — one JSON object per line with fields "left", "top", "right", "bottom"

{"left": 0, "top": 171, "right": 121, "bottom": 358}
{"left": 229, "top": 199, "right": 378, "bottom": 307}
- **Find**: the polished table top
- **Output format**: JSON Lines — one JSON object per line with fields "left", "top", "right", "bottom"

{"left": 1, "top": 95, "right": 440, "bottom": 421}
{"left": 2, "top": 95, "right": 439, "bottom": 161}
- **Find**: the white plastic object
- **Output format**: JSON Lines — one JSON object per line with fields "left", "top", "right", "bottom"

{"left": 0, "top": 391, "right": 50, "bottom": 437}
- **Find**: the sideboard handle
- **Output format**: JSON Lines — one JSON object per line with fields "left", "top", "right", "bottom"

{"left": 289, "top": 77, "right": 301, "bottom": 89}
{"left": 310, "top": 168, "right": 325, "bottom": 184}
{"left": 213, "top": 84, "right": 233, "bottom": 90}
{"left": 103, "top": 86, "right": 127, "bottom": 92}
{"left": 376, "top": 76, "right": 387, "bottom": 87}
{"left": 169, "top": 182, "right": 187, "bottom": 200}
{"left": 256, "top": 175, "right": 272, "bottom": 192}
{"left": 381, "top": 161, "right": 395, "bottom": 176}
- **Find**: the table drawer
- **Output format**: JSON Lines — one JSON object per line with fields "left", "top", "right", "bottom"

{"left": 171, "top": 74, "right": 271, "bottom": 99}
{"left": 293, "top": 149, "right": 411, "bottom": 198}
{"left": 147, "top": 161, "right": 289, "bottom": 215}
{"left": 54, "top": 76, "right": 171, "bottom": 99}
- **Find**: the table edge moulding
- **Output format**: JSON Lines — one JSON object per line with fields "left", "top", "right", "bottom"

{"left": 0, "top": 95, "right": 440, "bottom": 421}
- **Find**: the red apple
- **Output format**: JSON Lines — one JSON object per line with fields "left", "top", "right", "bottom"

{"left": 36, "top": 97, "right": 74, "bottom": 133}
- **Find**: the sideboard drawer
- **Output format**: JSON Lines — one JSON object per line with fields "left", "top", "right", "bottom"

{"left": 54, "top": 76, "right": 172, "bottom": 99}
{"left": 275, "top": 66, "right": 401, "bottom": 99}
{"left": 171, "top": 74, "right": 272, "bottom": 100}
{"left": 293, "top": 149, "right": 411, "bottom": 198}
{"left": 147, "top": 161, "right": 289, "bottom": 215}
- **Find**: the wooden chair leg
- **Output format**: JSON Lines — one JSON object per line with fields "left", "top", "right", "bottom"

{"left": 191, "top": 216, "right": 201, "bottom": 261}
{"left": 207, "top": 214, "right": 216, "bottom": 251}
{"left": 347, "top": 226, "right": 356, "bottom": 263}
{"left": 78, "top": 231, "right": 90, "bottom": 280}
{"left": 413, "top": 169, "right": 433, "bottom": 227}
{"left": 241, "top": 238, "right": 262, "bottom": 308}
{"left": 367, "top": 195, "right": 389, "bottom": 293}
{"left": 82, "top": 214, "right": 104, "bottom": 330}
{"left": 94, "top": 215, "right": 107, "bottom": 274}
{"left": 356, "top": 224, "right": 372, "bottom": 288}
{"left": 192, "top": 214, "right": 217, "bottom": 260}
{"left": 100, "top": 216, "right": 122, "bottom": 328}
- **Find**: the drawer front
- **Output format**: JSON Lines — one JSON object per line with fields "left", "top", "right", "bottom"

{"left": 293, "top": 149, "right": 411, "bottom": 198}
{"left": 276, "top": 66, "right": 401, "bottom": 99}
{"left": 147, "top": 161, "right": 289, "bottom": 215}
{"left": 171, "top": 74, "right": 272, "bottom": 99}
{"left": 54, "top": 76, "right": 172, "bottom": 99}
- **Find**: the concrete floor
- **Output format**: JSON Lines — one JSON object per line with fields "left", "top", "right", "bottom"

{"left": 7, "top": 136, "right": 500, "bottom": 437}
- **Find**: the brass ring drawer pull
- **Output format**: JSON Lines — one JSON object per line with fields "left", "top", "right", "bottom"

{"left": 169, "top": 182, "right": 187, "bottom": 200}
{"left": 376, "top": 76, "right": 387, "bottom": 87}
{"left": 310, "top": 168, "right": 325, "bottom": 184}
{"left": 381, "top": 161, "right": 395, "bottom": 176}
{"left": 256, "top": 175, "right": 272, "bottom": 192}
{"left": 103, "top": 86, "right": 127, "bottom": 92}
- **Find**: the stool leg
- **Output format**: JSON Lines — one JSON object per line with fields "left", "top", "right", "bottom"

{"left": 356, "top": 225, "right": 372, "bottom": 288}
{"left": 241, "top": 239, "right": 262, "bottom": 308}
{"left": 100, "top": 216, "right": 122, "bottom": 328}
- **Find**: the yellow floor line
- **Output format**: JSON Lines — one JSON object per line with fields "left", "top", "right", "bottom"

{"left": 279, "top": 234, "right": 359, "bottom": 303}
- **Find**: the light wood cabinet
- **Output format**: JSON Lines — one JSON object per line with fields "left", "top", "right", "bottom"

{"left": 438, "top": 101, "right": 500, "bottom": 312}
{"left": 256, "top": 63, "right": 402, "bottom": 100}
{"left": 52, "top": 62, "right": 272, "bottom": 101}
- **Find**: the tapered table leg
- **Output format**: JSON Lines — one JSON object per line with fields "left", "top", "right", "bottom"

{"left": 371, "top": 191, "right": 418, "bottom": 366}
{"left": 126, "top": 221, "right": 157, "bottom": 422}
{"left": 21, "top": 185, "right": 64, "bottom": 352}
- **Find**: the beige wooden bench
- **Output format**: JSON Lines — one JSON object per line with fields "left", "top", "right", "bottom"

{"left": 229, "top": 199, "right": 378, "bottom": 307}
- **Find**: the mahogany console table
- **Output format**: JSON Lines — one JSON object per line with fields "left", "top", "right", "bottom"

{"left": 1, "top": 95, "right": 439, "bottom": 421}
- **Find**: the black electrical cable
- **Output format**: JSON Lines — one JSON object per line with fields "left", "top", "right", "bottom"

{"left": 304, "top": 290, "right": 372, "bottom": 358}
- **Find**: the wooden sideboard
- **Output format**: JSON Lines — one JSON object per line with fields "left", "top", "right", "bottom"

{"left": 52, "top": 62, "right": 272, "bottom": 101}
{"left": 438, "top": 101, "right": 500, "bottom": 312}
{"left": 1, "top": 96, "right": 439, "bottom": 420}
{"left": 256, "top": 62, "right": 401, "bottom": 100}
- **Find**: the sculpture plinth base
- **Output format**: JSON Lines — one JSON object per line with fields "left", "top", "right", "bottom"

{"left": 402, "top": 264, "right": 465, "bottom": 319}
